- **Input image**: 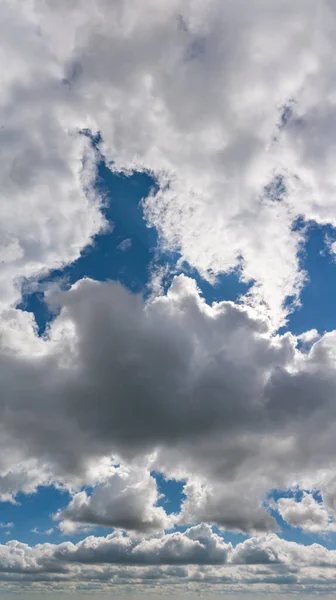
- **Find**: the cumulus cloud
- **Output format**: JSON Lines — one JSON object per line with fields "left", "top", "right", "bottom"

{"left": 0, "top": 0, "right": 335, "bottom": 326}
{"left": 0, "top": 275, "right": 336, "bottom": 536}
{"left": 276, "top": 493, "right": 336, "bottom": 533}
{"left": 56, "top": 466, "right": 173, "bottom": 533}
{"left": 0, "top": 527, "right": 336, "bottom": 593}
{"left": 177, "top": 478, "right": 277, "bottom": 534}
{"left": 231, "top": 533, "right": 336, "bottom": 568}
{"left": 0, "top": 0, "right": 105, "bottom": 310}
{"left": 55, "top": 524, "right": 230, "bottom": 567}
{"left": 0, "top": 275, "right": 291, "bottom": 520}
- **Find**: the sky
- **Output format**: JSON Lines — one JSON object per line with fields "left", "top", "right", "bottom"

{"left": 4, "top": 0, "right": 336, "bottom": 597}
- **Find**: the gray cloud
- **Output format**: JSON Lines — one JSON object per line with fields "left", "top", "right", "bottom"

{"left": 55, "top": 524, "right": 230, "bottom": 566}
{"left": 1, "top": 276, "right": 336, "bottom": 533}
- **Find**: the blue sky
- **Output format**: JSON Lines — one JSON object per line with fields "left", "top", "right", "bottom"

{"left": 287, "top": 222, "right": 336, "bottom": 335}
{"left": 19, "top": 140, "right": 336, "bottom": 343}
{"left": 19, "top": 142, "right": 250, "bottom": 336}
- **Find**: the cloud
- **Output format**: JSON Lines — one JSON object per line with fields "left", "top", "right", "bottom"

{"left": 0, "top": 527, "right": 336, "bottom": 593}
{"left": 31, "top": 528, "right": 54, "bottom": 536}
{"left": 0, "top": 275, "right": 335, "bottom": 534}
{"left": 0, "top": 275, "right": 288, "bottom": 527}
{"left": 0, "top": 0, "right": 106, "bottom": 311}
{"left": 1, "top": 0, "right": 336, "bottom": 327}
{"left": 177, "top": 478, "right": 277, "bottom": 534}
{"left": 117, "top": 238, "right": 132, "bottom": 252}
{"left": 0, "top": 524, "right": 13, "bottom": 537}
{"left": 231, "top": 533, "right": 336, "bottom": 568}
{"left": 0, "top": 461, "right": 55, "bottom": 504}
{"left": 56, "top": 466, "right": 174, "bottom": 533}
{"left": 276, "top": 493, "right": 336, "bottom": 533}
{"left": 55, "top": 524, "right": 231, "bottom": 566}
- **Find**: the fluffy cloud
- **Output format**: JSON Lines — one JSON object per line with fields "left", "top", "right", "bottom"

{"left": 55, "top": 524, "right": 230, "bottom": 566}
{"left": 276, "top": 493, "right": 336, "bottom": 533}
{"left": 1, "top": 0, "right": 336, "bottom": 325}
{"left": 0, "top": 275, "right": 336, "bottom": 534}
{"left": 177, "top": 478, "right": 277, "bottom": 534}
{"left": 231, "top": 533, "right": 336, "bottom": 568}
{"left": 56, "top": 466, "right": 173, "bottom": 534}
{"left": 0, "top": 527, "right": 336, "bottom": 594}
{"left": 0, "top": 1, "right": 106, "bottom": 311}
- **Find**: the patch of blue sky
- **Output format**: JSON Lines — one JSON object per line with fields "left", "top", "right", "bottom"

{"left": 152, "top": 472, "right": 186, "bottom": 516}
{"left": 18, "top": 136, "right": 250, "bottom": 335}
{"left": 152, "top": 472, "right": 251, "bottom": 546}
{"left": 18, "top": 162, "right": 159, "bottom": 335}
{"left": 0, "top": 485, "right": 128, "bottom": 546}
{"left": 174, "top": 261, "right": 249, "bottom": 305}
{"left": 285, "top": 221, "right": 336, "bottom": 336}
{"left": 262, "top": 170, "right": 336, "bottom": 336}
{"left": 0, "top": 487, "right": 71, "bottom": 546}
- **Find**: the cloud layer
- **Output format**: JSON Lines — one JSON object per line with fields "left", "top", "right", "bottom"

{"left": 1, "top": 525, "right": 336, "bottom": 594}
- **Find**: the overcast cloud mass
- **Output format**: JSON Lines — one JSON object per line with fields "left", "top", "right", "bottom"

{"left": 2, "top": 0, "right": 336, "bottom": 597}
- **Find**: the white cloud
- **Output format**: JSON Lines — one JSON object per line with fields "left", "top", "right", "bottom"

{"left": 231, "top": 532, "right": 336, "bottom": 568}
{"left": 276, "top": 493, "right": 335, "bottom": 533}
{"left": 55, "top": 523, "right": 231, "bottom": 566}
{"left": 1, "top": 0, "right": 336, "bottom": 326}
{"left": 0, "top": 527, "right": 335, "bottom": 593}
{"left": 31, "top": 527, "right": 54, "bottom": 536}
{"left": 56, "top": 466, "right": 174, "bottom": 534}
{"left": 117, "top": 238, "right": 132, "bottom": 252}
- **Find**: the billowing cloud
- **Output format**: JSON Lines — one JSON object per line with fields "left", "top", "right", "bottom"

{"left": 276, "top": 493, "right": 336, "bottom": 533}
{"left": 1, "top": 0, "right": 336, "bottom": 325}
{"left": 0, "top": 527, "right": 336, "bottom": 594}
{"left": 231, "top": 533, "right": 336, "bottom": 568}
{"left": 55, "top": 524, "right": 231, "bottom": 566}
{"left": 0, "top": 275, "right": 335, "bottom": 536}
{"left": 0, "top": 0, "right": 105, "bottom": 310}
{"left": 56, "top": 466, "right": 173, "bottom": 534}
{"left": 177, "top": 478, "right": 277, "bottom": 534}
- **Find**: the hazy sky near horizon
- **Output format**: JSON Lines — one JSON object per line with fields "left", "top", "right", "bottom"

{"left": 3, "top": 0, "right": 336, "bottom": 597}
